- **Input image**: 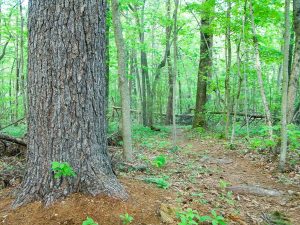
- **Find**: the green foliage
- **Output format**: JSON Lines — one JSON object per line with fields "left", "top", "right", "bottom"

{"left": 202, "top": 210, "right": 227, "bottom": 225}
{"left": 82, "top": 217, "right": 98, "bottom": 225}
{"left": 152, "top": 154, "right": 167, "bottom": 168}
{"left": 287, "top": 124, "right": 300, "bottom": 152}
{"left": 120, "top": 213, "right": 134, "bottom": 224}
{"left": 2, "top": 124, "right": 27, "bottom": 138}
{"left": 219, "top": 180, "right": 230, "bottom": 190}
{"left": 219, "top": 191, "right": 235, "bottom": 206}
{"left": 177, "top": 209, "right": 227, "bottom": 225}
{"left": 144, "top": 176, "right": 170, "bottom": 189}
{"left": 51, "top": 162, "right": 76, "bottom": 179}
{"left": 177, "top": 208, "right": 200, "bottom": 225}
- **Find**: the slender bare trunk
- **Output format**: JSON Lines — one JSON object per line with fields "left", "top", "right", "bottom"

{"left": 111, "top": 0, "right": 133, "bottom": 162}
{"left": 250, "top": 1, "right": 273, "bottom": 139}
{"left": 225, "top": 0, "right": 232, "bottom": 139}
{"left": 280, "top": 0, "right": 291, "bottom": 171}
{"left": 172, "top": 0, "right": 179, "bottom": 147}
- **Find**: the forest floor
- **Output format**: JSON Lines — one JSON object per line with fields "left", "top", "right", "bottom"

{"left": 0, "top": 127, "right": 300, "bottom": 225}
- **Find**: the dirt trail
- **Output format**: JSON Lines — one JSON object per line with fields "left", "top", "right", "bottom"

{"left": 173, "top": 129, "right": 300, "bottom": 224}
{"left": 0, "top": 129, "right": 299, "bottom": 225}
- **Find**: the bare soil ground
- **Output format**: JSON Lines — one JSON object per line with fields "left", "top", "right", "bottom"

{"left": 0, "top": 129, "right": 299, "bottom": 224}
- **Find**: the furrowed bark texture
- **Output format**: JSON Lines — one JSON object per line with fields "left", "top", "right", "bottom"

{"left": 287, "top": 0, "right": 300, "bottom": 123}
{"left": 13, "top": 0, "right": 127, "bottom": 208}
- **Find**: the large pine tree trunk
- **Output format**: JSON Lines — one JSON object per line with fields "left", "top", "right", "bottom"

{"left": 287, "top": 0, "right": 300, "bottom": 123}
{"left": 13, "top": 0, "right": 127, "bottom": 208}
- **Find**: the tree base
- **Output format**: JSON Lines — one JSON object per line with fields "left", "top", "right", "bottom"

{"left": 12, "top": 173, "right": 128, "bottom": 208}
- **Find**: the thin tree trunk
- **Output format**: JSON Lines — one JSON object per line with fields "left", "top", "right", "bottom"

{"left": 280, "top": 0, "right": 291, "bottom": 171}
{"left": 19, "top": 0, "right": 26, "bottom": 118}
{"left": 225, "top": 0, "right": 232, "bottom": 139}
{"left": 13, "top": 0, "right": 127, "bottom": 208}
{"left": 15, "top": 14, "right": 20, "bottom": 122}
{"left": 287, "top": 0, "right": 300, "bottom": 123}
{"left": 172, "top": 0, "right": 179, "bottom": 147}
{"left": 249, "top": 1, "right": 273, "bottom": 140}
{"left": 231, "top": 0, "right": 247, "bottom": 143}
{"left": 149, "top": 0, "right": 172, "bottom": 126}
{"left": 111, "top": 0, "right": 133, "bottom": 162}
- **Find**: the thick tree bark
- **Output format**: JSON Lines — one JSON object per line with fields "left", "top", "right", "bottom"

{"left": 250, "top": 1, "right": 273, "bottom": 140}
{"left": 280, "top": 0, "right": 291, "bottom": 171}
{"left": 287, "top": 0, "right": 300, "bottom": 123}
{"left": 13, "top": 0, "right": 127, "bottom": 208}
{"left": 111, "top": 0, "right": 133, "bottom": 162}
{"left": 193, "top": 3, "right": 213, "bottom": 128}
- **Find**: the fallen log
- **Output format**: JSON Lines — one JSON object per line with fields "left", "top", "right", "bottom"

{"left": 0, "top": 118, "right": 25, "bottom": 131}
{"left": 226, "top": 185, "right": 284, "bottom": 197}
{"left": 0, "top": 134, "right": 26, "bottom": 146}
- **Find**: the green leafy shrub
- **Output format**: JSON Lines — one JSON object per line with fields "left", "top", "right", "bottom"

{"left": 120, "top": 213, "right": 134, "bottom": 224}
{"left": 219, "top": 179, "right": 230, "bottom": 189}
{"left": 82, "top": 217, "right": 98, "bottom": 225}
{"left": 200, "top": 210, "right": 227, "bottom": 225}
{"left": 144, "top": 176, "right": 170, "bottom": 189}
{"left": 177, "top": 208, "right": 200, "bottom": 225}
{"left": 152, "top": 154, "right": 167, "bottom": 168}
{"left": 51, "top": 162, "right": 76, "bottom": 179}
{"left": 177, "top": 209, "right": 227, "bottom": 225}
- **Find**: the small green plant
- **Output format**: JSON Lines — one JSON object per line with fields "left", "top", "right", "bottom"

{"left": 219, "top": 191, "right": 235, "bottom": 206}
{"left": 82, "top": 217, "right": 98, "bottom": 225}
{"left": 51, "top": 162, "right": 76, "bottom": 179}
{"left": 219, "top": 179, "right": 230, "bottom": 189}
{"left": 199, "top": 210, "right": 227, "bottom": 225}
{"left": 191, "top": 192, "right": 208, "bottom": 204}
{"left": 144, "top": 176, "right": 170, "bottom": 189}
{"left": 152, "top": 154, "right": 167, "bottom": 168}
{"left": 120, "top": 213, "right": 134, "bottom": 224}
{"left": 177, "top": 209, "right": 227, "bottom": 225}
{"left": 177, "top": 208, "right": 201, "bottom": 225}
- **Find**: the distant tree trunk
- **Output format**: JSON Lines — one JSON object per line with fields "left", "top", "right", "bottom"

{"left": 225, "top": 0, "right": 232, "bottom": 139}
{"left": 193, "top": 2, "right": 213, "bottom": 128}
{"left": 280, "top": 0, "right": 291, "bottom": 171}
{"left": 111, "top": 0, "right": 133, "bottom": 162}
{"left": 13, "top": 0, "right": 127, "bottom": 208}
{"left": 287, "top": 0, "right": 300, "bottom": 123}
{"left": 172, "top": 0, "right": 179, "bottom": 147}
{"left": 231, "top": 0, "right": 247, "bottom": 143}
{"left": 149, "top": 0, "right": 172, "bottom": 126}
{"left": 133, "top": 50, "right": 143, "bottom": 124}
{"left": 15, "top": 14, "right": 20, "bottom": 122}
{"left": 19, "top": 0, "right": 26, "bottom": 118}
{"left": 250, "top": 1, "right": 273, "bottom": 140}
{"left": 165, "top": 48, "right": 174, "bottom": 125}
{"left": 132, "top": 1, "right": 150, "bottom": 126}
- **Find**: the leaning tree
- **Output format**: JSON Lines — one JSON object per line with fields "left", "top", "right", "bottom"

{"left": 13, "top": 0, "right": 127, "bottom": 207}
